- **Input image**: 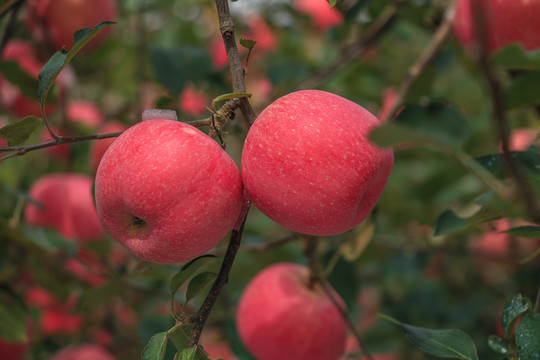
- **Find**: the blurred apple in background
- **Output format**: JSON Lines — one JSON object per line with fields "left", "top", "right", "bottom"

{"left": 501, "top": 127, "right": 539, "bottom": 152}
{"left": 236, "top": 262, "right": 348, "bottom": 360}
{"left": 452, "top": 0, "right": 540, "bottom": 54}
{"left": 66, "top": 100, "right": 105, "bottom": 128}
{"left": 179, "top": 84, "right": 208, "bottom": 116}
{"left": 294, "top": 0, "right": 343, "bottom": 30}
{"left": 0, "top": 40, "right": 60, "bottom": 118}
{"left": 49, "top": 343, "right": 115, "bottom": 360}
{"left": 24, "top": 173, "right": 103, "bottom": 242}
{"left": 0, "top": 338, "right": 28, "bottom": 360}
{"left": 209, "top": 37, "right": 229, "bottom": 70}
{"left": 26, "top": 0, "right": 118, "bottom": 51}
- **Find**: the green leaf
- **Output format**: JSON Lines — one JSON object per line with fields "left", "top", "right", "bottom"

{"left": 490, "top": 44, "right": 540, "bottom": 69}
{"left": 501, "top": 225, "right": 540, "bottom": 238}
{"left": 168, "top": 324, "right": 194, "bottom": 351}
{"left": 150, "top": 46, "right": 213, "bottom": 96}
{"left": 432, "top": 192, "right": 500, "bottom": 236}
{"left": 239, "top": 38, "right": 257, "bottom": 66}
{"left": 177, "top": 346, "right": 198, "bottom": 360}
{"left": 169, "top": 255, "right": 217, "bottom": 296}
{"left": 38, "top": 22, "right": 115, "bottom": 106}
{"left": 369, "top": 101, "right": 470, "bottom": 150}
{"left": 506, "top": 70, "right": 540, "bottom": 109}
{"left": 142, "top": 332, "right": 168, "bottom": 360}
{"left": 369, "top": 121, "right": 434, "bottom": 148}
{"left": 501, "top": 294, "right": 532, "bottom": 339}
{"left": 327, "top": 0, "right": 337, "bottom": 8}
{"left": 379, "top": 314, "right": 479, "bottom": 359}
{"left": 21, "top": 226, "right": 78, "bottom": 254}
{"left": 487, "top": 335, "right": 508, "bottom": 354}
{"left": 0, "top": 116, "right": 41, "bottom": 146}
{"left": 211, "top": 92, "right": 251, "bottom": 112}
{"left": 185, "top": 272, "right": 217, "bottom": 306}
{"left": 0, "top": 291, "right": 28, "bottom": 343}
{"left": 0, "top": 61, "right": 40, "bottom": 99}
{"left": 515, "top": 313, "right": 540, "bottom": 360}
{"left": 475, "top": 150, "right": 540, "bottom": 178}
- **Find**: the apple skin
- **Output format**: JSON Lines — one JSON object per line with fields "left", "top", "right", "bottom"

{"left": 452, "top": 0, "right": 540, "bottom": 54}
{"left": 50, "top": 344, "right": 115, "bottom": 360}
{"left": 295, "top": 0, "right": 343, "bottom": 30}
{"left": 89, "top": 121, "right": 128, "bottom": 173}
{"left": 24, "top": 173, "right": 103, "bottom": 241}
{"left": 241, "top": 90, "right": 393, "bottom": 236}
{"left": 26, "top": 0, "right": 118, "bottom": 51}
{"left": 94, "top": 119, "right": 244, "bottom": 264}
{"left": 237, "top": 262, "right": 348, "bottom": 360}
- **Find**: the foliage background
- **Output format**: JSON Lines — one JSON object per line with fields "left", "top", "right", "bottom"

{"left": 0, "top": 0, "right": 539, "bottom": 359}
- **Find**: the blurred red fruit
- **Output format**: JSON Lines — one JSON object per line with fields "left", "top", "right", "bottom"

{"left": 452, "top": 0, "right": 540, "bottom": 55}
{"left": 24, "top": 173, "right": 103, "bottom": 241}
{"left": 295, "top": 0, "right": 344, "bottom": 30}
{"left": 26, "top": 0, "right": 118, "bottom": 51}
{"left": 49, "top": 343, "right": 115, "bottom": 360}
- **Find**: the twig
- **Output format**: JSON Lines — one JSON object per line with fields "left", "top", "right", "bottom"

{"left": 302, "top": 237, "right": 373, "bottom": 359}
{"left": 214, "top": 0, "right": 257, "bottom": 127}
{"left": 0, "top": 131, "right": 124, "bottom": 160}
{"left": 186, "top": 207, "right": 249, "bottom": 347}
{"left": 534, "top": 285, "right": 540, "bottom": 314}
{"left": 0, "top": 0, "right": 25, "bottom": 52}
{"left": 381, "top": 1, "right": 455, "bottom": 122}
{"left": 471, "top": 1, "right": 540, "bottom": 224}
{"left": 319, "top": 275, "right": 373, "bottom": 360}
{"left": 296, "top": 3, "right": 398, "bottom": 90}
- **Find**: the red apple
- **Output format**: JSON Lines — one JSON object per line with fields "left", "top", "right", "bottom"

{"left": 49, "top": 344, "right": 115, "bottom": 360}
{"left": 179, "top": 84, "right": 208, "bottom": 116}
{"left": 26, "top": 0, "right": 118, "bottom": 51}
{"left": 452, "top": 0, "right": 540, "bottom": 54}
{"left": 241, "top": 90, "right": 393, "bottom": 236}
{"left": 237, "top": 263, "right": 348, "bottom": 360}
{"left": 89, "top": 121, "right": 128, "bottom": 173}
{"left": 294, "top": 0, "right": 344, "bottom": 30}
{"left": 94, "top": 115, "right": 244, "bottom": 263}
{"left": 24, "top": 173, "right": 103, "bottom": 241}
{"left": 66, "top": 100, "right": 105, "bottom": 128}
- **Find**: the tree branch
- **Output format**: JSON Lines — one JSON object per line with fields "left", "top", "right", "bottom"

{"left": 0, "top": 131, "right": 124, "bottom": 161}
{"left": 214, "top": 0, "right": 257, "bottom": 127}
{"left": 471, "top": 1, "right": 540, "bottom": 224}
{"left": 381, "top": 1, "right": 454, "bottom": 122}
{"left": 296, "top": 2, "right": 399, "bottom": 90}
{"left": 186, "top": 206, "right": 249, "bottom": 348}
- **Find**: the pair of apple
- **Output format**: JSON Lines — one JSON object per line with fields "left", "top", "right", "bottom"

{"left": 94, "top": 90, "right": 394, "bottom": 264}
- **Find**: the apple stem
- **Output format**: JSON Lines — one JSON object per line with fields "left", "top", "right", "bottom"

{"left": 185, "top": 204, "right": 250, "bottom": 348}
